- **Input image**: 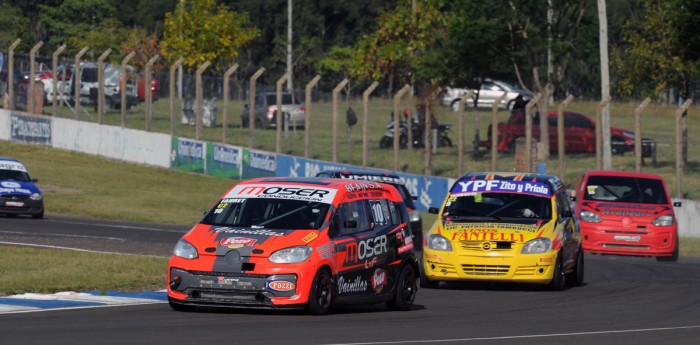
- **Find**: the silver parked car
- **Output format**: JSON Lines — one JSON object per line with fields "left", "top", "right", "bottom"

{"left": 440, "top": 79, "right": 533, "bottom": 111}
{"left": 241, "top": 92, "right": 306, "bottom": 129}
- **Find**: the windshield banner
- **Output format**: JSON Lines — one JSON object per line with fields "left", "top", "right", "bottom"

{"left": 451, "top": 179, "right": 551, "bottom": 197}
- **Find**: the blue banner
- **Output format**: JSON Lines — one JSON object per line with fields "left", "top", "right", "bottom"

{"left": 10, "top": 114, "right": 51, "bottom": 145}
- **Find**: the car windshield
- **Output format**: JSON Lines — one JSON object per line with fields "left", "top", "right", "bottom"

{"left": 265, "top": 94, "right": 299, "bottom": 105}
{"left": 201, "top": 198, "right": 330, "bottom": 230}
{"left": 443, "top": 192, "right": 552, "bottom": 220}
{"left": 583, "top": 176, "right": 669, "bottom": 204}
{"left": 0, "top": 169, "right": 31, "bottom": 182}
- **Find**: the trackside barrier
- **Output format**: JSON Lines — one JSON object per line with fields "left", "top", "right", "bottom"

{"left": 0, "top": 108, "right": 697, "bottom": 237}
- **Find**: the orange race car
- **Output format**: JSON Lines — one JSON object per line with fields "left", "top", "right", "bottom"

{"left": 167, "top": 177, "right": 419, "bottom": 314}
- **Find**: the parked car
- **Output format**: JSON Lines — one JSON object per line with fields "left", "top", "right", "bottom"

{"left": 440, "top": 79, "right": 534, "bottom": 111}
{"left": 478, "top": 109, "right": 654, "bottom": 156}
{"left": 0, "top": 157, "right": 44, "bottom": 219}
{"left": 167, "top": 177, "right": 419, "bottom": 314}
{"left": 573, "top": 170, "right": 680, "bottom": 261}
{"left": 137, "top": 77, "right": 159, "bottom": 102}
{"left": 241, "top": 92, "right": 306, "bottom": 129}
{"left": 315, "top": 168, "right": 424, "bottom": 251}
{"left": 421, "top": 172, "right": 583, "bottom": 290}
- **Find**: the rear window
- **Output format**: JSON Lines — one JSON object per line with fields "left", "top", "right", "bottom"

{"left": 582, "top": 176, "right": 669, "bottom": 204}
{"left": 265, "top": 94, "right": 299, "bottom": 105}
{"left": 81, "top": 67, "right": 98, "bottom": 83}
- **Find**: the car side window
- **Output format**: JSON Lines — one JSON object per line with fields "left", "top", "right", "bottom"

{"left": 368, "top": 199, "right": 397, "bottom": 226}
{"left": 336, "top": 200, "right": 371, "bottom": 236}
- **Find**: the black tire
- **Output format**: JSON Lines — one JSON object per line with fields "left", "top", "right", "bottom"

{"left": 657, "top": 242, "right": 679, "bottom": 262}
{"left": 387, "top": 264, "right": 417, "bottom": 311}
{"left": 31, "top": 210, "right": 44, "bottom": 219}
{"left": 418, "top": 260, "right": 439, "bottom": 289}
{"left": 379, "top": 136, "right": 392, "bottom": 148}
{"left": 566, "top": 247, "right": 585, "bottom": 287}
{"left": 306, "top": 269, "right": 333, "bottom": 315}
{"left": 548, "top": 252, "right": 566, "bottom": 291}
{"left": 168, "top": 297, "right": 195, "bottom": 312}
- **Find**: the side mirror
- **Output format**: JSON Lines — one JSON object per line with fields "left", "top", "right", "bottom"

{"left": 428, "top": 207, "right": 439, "bottom": 214}
{"left": 32, "top": 178, "right": 38, "bottom": 183}
{"left": 673, "top": 201, "right": 682, "bottom": 207}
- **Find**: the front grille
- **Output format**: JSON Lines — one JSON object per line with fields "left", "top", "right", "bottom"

{"left": 462, "top": 264, "right": 510, "bottom": 276}
{"left": 1, "top": 195, "right": 29, "bottom": 201}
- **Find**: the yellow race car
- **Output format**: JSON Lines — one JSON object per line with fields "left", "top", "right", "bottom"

{"left": 421, "top": 172, "right": 583, "bottom": 290}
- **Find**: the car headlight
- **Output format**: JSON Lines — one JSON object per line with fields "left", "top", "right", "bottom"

{"left": 173, "top": 239, "right": 198, "bottom": 259}
{"left": 30, "top": 193, "right": 43, "bottom": 201}
{"left": 427, "top": 234, "right": 452, "bottom": 252}
{"left": 521, "top": 238, "right": 552, "bottom": 254}
{"left": 652, "top": 215, "right": 674, "bottom": 226}
{"left": 409, "top": 209, "right": 421, "bottom": 222}
{"left": 269, "top": 246, "right": 313, "bottom": 263}
{"left": 579, "top": 210, "right": 601, "bottom": 223}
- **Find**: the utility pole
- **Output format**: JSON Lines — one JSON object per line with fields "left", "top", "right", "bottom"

{"left": 287, "top": 0, "right": 293, "bottom": 92}
{"left": 598, "top": 0, "right": 612, "bottom": 169}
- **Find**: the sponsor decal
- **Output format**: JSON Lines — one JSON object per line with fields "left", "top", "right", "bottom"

{"left": 220, "top": 237, "right": 257, "bottom": 248}
{"left": 214, "top": 227, "right": 285, "bottom": 237}
{"left": 451, "top": 180, "right": 551, "bottom": 197}
{"left": 10, "top": 114, "right": 52, "bottom": 145}
{"left": 424, "top": 253, "right": 444, "bottom": 263}
{"left": 317, "top": 243, "right": 334, "bottom": 259}
{"left": 0, "top": 187, "right": 32, "bottom": 195}
{"left": 0, "top": 181, "right": 21, "bottom": 188}
{"left": 177, "top": 139, "right": 204, "bottom": 159}
{"left": 302, "top": 232, "right": 318, "bottom": 243}
{"left": 446, "top": 222, "right": 538, "bottom": 233}
{"left": 250, "top": 152, "right": 276, "bottom": 172}
{"left": 450, "top": 228, "right": 526, "bottom": 243}
{"left": 398, "top": 243, "right": 414, "bottom": 254}
{"left": 0, "top": 161, "right": 28, "bottom": 172}
{"left": 372, "top": 269, "right": 387, "bottom": 293}
{"left": 225, "top": 184, "right": 337, "bottom": 203}
{"left": 539, "top": 258, "right": 553, "bottom": 263}
{"left": 213, "top": 145, "right": 240, "bottom": 165}
{"left": 339, "top": 174, "right": 403, "bottom": 185}
{"left": 216, "top": 276, "right": 240, "bottom": 285}
{"left": 614, "top": 235, "right": 641, "bottom": 242}
{"left": 266, "top": 280, "right": 296, "bottom": 292}
{"left": 344, "top": 235, "right": 388, "bottom": 265}
{"left": 343, "top": 181, "right": 385, "bottom": 193}
{"left": 337, "top": 275, "right": 368, "bottom": 294}
{"left": 5, "top": 201, "right": 24, "bottom": 207}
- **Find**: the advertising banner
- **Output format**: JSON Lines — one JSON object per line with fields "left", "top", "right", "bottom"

{"left": 242, "top": 148, "right": 276, "bottom": 179}
{"left": 170, "top": 136, "right": 205, "bottom": 173}
{"left": 206, "top": 143, "right": 242, "bottom": 179}
{"left": 10, "top": 114, "right": 51, "bottom": 145}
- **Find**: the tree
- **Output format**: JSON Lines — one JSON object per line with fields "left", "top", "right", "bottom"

{"left": 38, "top": 0, "right": 116, "bottom": 53}
{"left": 160, "top": 0, "right": 259, "bottom": 71}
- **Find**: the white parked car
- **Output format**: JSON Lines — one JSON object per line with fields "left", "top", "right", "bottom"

{"left": 440, "top": 79, "right": 533, "bottom": 111}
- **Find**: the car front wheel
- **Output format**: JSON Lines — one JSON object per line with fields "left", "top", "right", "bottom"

{"left": 307, "top": 269, "right": 333, "bottom": 315}
{"left": 548, "top": 252, "right": 566, "bottom": 291}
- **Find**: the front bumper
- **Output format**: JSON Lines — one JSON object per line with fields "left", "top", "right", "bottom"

{"left": 581, "top": 223, "right": 677, "bottom": 257}
{"left": 0, "top": 196, "right": 43, "bottom": 216}
{"left": 422, "top": 248, "right": 557, "bottom": 285}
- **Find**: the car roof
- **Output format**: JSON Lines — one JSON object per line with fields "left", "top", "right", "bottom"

{"left": 582, "top": 170, "right": 664, "bottom": 180}
{"left": 0, "top": 157, "right": 21, "bottom": 163}
{"left": 455, "top": 171, "right": 564, "bottom": 192}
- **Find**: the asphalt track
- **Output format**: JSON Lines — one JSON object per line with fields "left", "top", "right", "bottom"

{"left": 2, "top": 214, "right": 700, "bottom": 345}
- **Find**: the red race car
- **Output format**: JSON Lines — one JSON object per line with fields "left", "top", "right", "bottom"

{"left": 573, "top": 170, "right": 680, "bottom": 261}
{"left": 167, "top": 177, "right": 419, "bottom": 314}
{"left": 480, "top": 110, "right": 654, "bottom": 156}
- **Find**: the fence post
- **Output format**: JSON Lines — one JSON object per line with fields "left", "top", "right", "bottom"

{"left": 248, "top": 67, "right": 266, "bottom": 148}
{"left": 28, "top": 41, "right": 44, "bottom": 114}
{"left": 305, "top": 75, "right": 321, "bottom": 158}
{"left": 362, "top": 81, "right": 379, "bottom": 166}
{"left": 51, "top": 44, "right": 66, "bottom": 116}
{"left": 634, "top": 97, "right": 651, "bottom": 172}
{"left": 424, "top": 87, "right": 442, "bottom": 175}
{"left": 96, "top": 48, "right": 111, "bottom": 123}
{"left": 392, "top": 84, "right": 411, "bottom": 170}
{"left": 195, "top": 61, "right": 211, "bottom": 140}
{"left": 557, "top": 95, "right": 574, "bottom": 181}
{"left": 168, "top": 57, "right": 183, "bottom": 134}
{"left": 489, "top": 92, "right": 507, "bottom": 171}
{"left": 332, "top": 79, "right": 350, "bottom": 163}
{"left": 222, "top": 63, "right": 239, "bottom": 143}
{"left": 675, "top": 99, "right": 693, "bottom": 198}
{"left": 525, "top": 93, "right": 542, "bottom": 172}
{"left": 457, "top": 90, "right": 473, "bottom": 174}
{"left": 144, "top": 54, "right": 159, "bottom": 131}
{"left": 7, "top": 39, "right": 20, "bottom": 111}
{"left": 276, "top": 73, "right": 291, "bottom": 154}
{"left": 120, "top": 51, "right": 135, "bottom": 127}
{"left": 596, "top": 97, "right": 611, "bottom": 170}
{"left": 74, "top": 47, "right": 89, "bottom": 119}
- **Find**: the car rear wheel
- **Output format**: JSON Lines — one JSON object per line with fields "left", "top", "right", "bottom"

{"left": 387, "top": 264, "right": 417, "bottom": 311}
{"left": 566, "top": 247, "right": 584, "bottom": 287}
{"left": 168, "top": 297, "right": 195, "bottom": 312}
{"left": 307, "top": 269, "right": 333, "bottom": 315}
{"left": 548, "top": 252, "right": 566, "bottom": 291}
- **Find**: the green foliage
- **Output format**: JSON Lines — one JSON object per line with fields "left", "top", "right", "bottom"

{"left": 160, "top": 0, "right": 259, "bottom": 71}
{"left": 38, "top": 0, "right": 116, "bottom": 52}
{"left": 0, "top": 3, "right": 33, "bottom": 50}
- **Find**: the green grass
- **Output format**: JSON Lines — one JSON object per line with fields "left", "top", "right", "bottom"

{"left": 0, "top": 246, "right": 167, "bottom": 295}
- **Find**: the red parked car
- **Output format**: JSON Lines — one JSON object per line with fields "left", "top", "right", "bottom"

{"left": 137, "top": 78, "right": 159, "bottom": 102}
{"left": 573, "top": 170, "right": 680, "bottom": 261}
{"left": 480, "top": 110, "right": 651, "bottom": 156}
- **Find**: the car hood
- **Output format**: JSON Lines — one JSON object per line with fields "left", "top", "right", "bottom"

{"left": 0, "top": 180, "right": 41, "bottom": 196}
{"left": 183, "top": 224, "right": 322, "bottom": 257}
{"left": 577, "top": 200, "right": 673, "bottom": 220}
{"left": 437, "top": 218, "right": 557, "bottom": 245}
